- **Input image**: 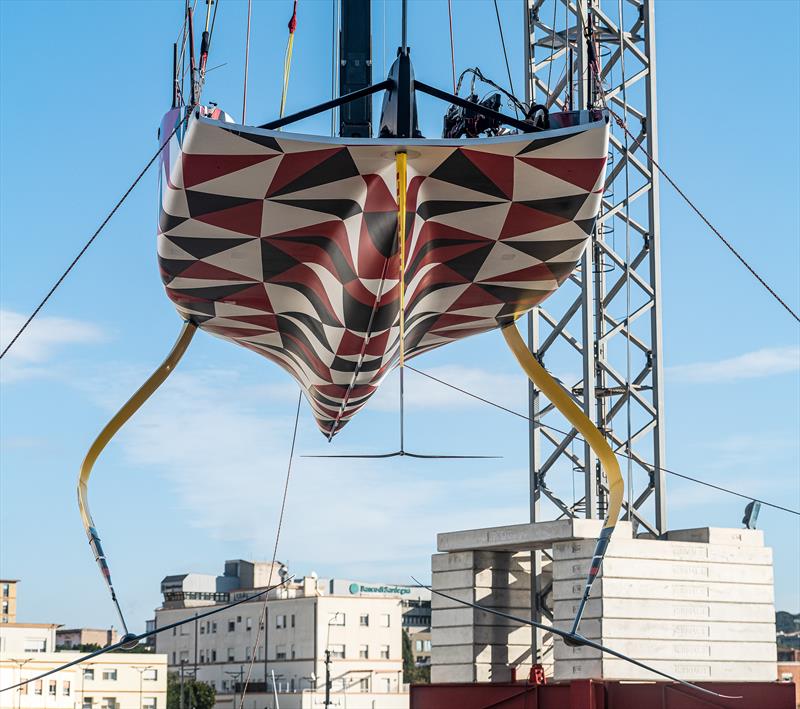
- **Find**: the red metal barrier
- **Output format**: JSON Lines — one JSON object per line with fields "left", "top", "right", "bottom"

{"left": 410, "top": 680, "right": 796, "bottom": 709}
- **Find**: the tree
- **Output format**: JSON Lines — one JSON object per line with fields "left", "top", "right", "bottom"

{"left": 402, "top": 630, "right": 430, "bottom": 685}
{"left": 167, "top": 672, "right": 216, "bottom": 709}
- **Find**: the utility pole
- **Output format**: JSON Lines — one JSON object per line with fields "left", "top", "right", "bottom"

{"left": 523, "top": 0, "right": 665, "bottom": 665}
{"left": 179, "top": 661, "right": 185, "bottom": 709}
{"left": 323, "top": 650, "right": 332, "bottom": 707}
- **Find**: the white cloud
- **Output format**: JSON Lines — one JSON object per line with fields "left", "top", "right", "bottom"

{"left": 668, "top": 346, "right": 800, "bottom": 383}
{"left": 103, "top": 368, "right": 527, "bottom": 580}
{"left": 0, "top": 309, "right": 105, "bottom": 383}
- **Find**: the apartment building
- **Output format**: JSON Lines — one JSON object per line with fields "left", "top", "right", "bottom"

{"left": 153, "top": 560, "right": 429, "bottom": 709}
{"left": 1, "top": 581, "right": 18, "bottom": 624}
{"left": 56, "top": 628, "right": 119, "bottom": 650}
{"left": 0, "top": 648, "right": 166, "bottom": 709}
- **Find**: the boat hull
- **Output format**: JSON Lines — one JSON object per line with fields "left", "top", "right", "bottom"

{"left": 158, "top": 109, "right": 609, "bottom": 435}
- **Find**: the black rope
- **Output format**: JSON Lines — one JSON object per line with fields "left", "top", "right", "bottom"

{"left": 491, "top": 0, "right": 519, "bottom": 117}
{"left": 0, "top": 113, "right": 191, "bottom": 361}
{"left": 405, "top": 365, "right": 800, "bottom": 516}
{"left": 605, "top": 110, "right": 798, "bottom": 325}
{"left": 238, "top": 391, "right": 302, "bottom": 708}
{"left": 0, "top": 577, "right": 293, "bottom": 694}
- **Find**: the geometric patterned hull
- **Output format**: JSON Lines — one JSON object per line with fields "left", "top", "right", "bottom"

{"left": 158, "top": 109, "right": 609, "bottom": 436}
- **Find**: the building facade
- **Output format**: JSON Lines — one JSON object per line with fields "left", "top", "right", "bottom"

{"left": 1, "top": 581, "right": 18, "bottom": 624}
{"left": 56, "top": 629, "right": 119, "bottom": 650}
{"left": 0, "top": 651, "right": 166, "bottom": 709}
{"left": 0, "top": 624, "right": 59, "bottom": 655}
{"left": 153, "top": 561, "right": 429, "bottom": 709}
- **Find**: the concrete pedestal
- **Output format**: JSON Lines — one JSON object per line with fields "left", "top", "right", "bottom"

{"left": 431, "top": 524, "right": 777, "bottom": 684}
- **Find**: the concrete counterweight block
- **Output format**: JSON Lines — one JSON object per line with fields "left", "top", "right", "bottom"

{"left": 431, "top": 523, "right": 778, "bottom": 685}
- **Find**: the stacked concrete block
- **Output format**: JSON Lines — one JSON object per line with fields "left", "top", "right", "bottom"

{"left": 430, "top": 550, "right": 535, "bottom": 683}
{"left": 552, "top": 527, "right": 778, "bottom": 682}
{"left": 431, "top": 523, "right": 778, "bottom": 685}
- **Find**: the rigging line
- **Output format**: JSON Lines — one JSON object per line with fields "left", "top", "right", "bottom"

{"left": 242, "top": 0, "right": 252, "bottom": 123}
{"left": 0, "top": 113, "right": 190, "bottom": 362}
{"left": 447, "top": 0, "right": 456, "bottom": 93}
{"left": 607, "top": 107, "right": 799, "bottom": 325}
{"left": 404, "top": 365, "right": 800, "bottom": 516}
{"left": 0, "top": 577, "right": 294, "bottom": 694}
{"left": 545, "top": 0, "right": 558, "bottom": 100}
{"left": 492, "top": 0, "right": 519, "bottom": 117}
{"left": 238, "top": 391, "right": 302, "bottom": 709}
{"left": 330, "top": 0, "right": 339, "bottom": 136}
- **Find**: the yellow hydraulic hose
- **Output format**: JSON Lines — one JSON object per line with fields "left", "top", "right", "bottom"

{"left": 77, "top": 321, "right": 197, "bottom": 637}
{"left": 501, "top": 321, "right": 623, "bottom": 635}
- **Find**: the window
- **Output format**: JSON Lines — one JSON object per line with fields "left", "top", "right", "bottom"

{"left": 2, "top": 583, "right": 9, "bottom": 597}
{"left": 245, "top": 647, "right": 251, "bottom": 661}
{"left": 34, "top": 681, "right": 42, "bottom": 695}
{"left": 276, "top": 615, "right": 286, "bottom": 629}
{"left": 143, "top": 669, "right": 157, "bottom": 681}
{"left": 329, "top": 644, "right": 345, "bottom": 659}
{"left": 83, "top": 669, "right": 95, "bottom": 680}
{"left": 101, "top": 697, "right": 116, "bottom": 709}
{"left": 358, "top": 677, "right": 369, "bottom": 693}
{"left": 359, "top": 614, "right": 369, "bottom": 627}
{"left": 1, "top": 601, "right": 7, "bottom": 614}
{"left": 179, "top": 651, "right": 189, "bottom": 663}
{"left": 83, "top": 698, "right": 93, "bottom": 709}
{"left": 290, "top": 678, "right": 295, "bottom": 692}
{"left": 380, "top": 614, "right": 391, "bottom": 627}
{"left": 275, "top": 645, "right": 287, "bottom": 660}
{"left": 330, "top": 613, "right": 345, "bottom": 626}
{"left": 200, "top": 625, "right": 205, "bottom": 634}
{"left": 246, "top": 617, "right": 252, "bottom": 631}
{"left": 291, "top": 645, "right": 296, "bottom": 660}
{"left": 212, "top": 622, "right": 217, "bottom": 633}
{"left": 358, "top": 645, "right": 369, "bottom": 659}
{"left": 199, "top": 651, "right": 205, "bottom": 664}
{"left": 291, "top": 614, "right": 295, "bottom": 628}
{"left": 211, "top": 650, "right": 217, "bottom": 662}
{"left": 48, "top": 681, "right": 57, "bottom": 696}
{"left": 236, "top": 616, "right": 242, "bottom": 623}
{"left": 63, "top": 681, "right": 71, "bottom": 696}
{"left": 380, "top": 645, "right": 390, "bottom": 659}
{"left": 171, "top": 652, "right": 176, "bottom": 664}
{"left": 227, "top": 648, "right": 235, "bottom": 662}
{"left": 383, "top": 678, "right": 392, "bottom": 692}
{"left": 143, "top": 699, "right": 157, "bottom": 709}
{"left": 423, "top": 640, "right": 431, "bottom": 651}
{"left": 24, "top": 638, "right": 47, "bottom": 652}
{"left": 415, "top": 640, "right": 423, "bottom": 651}
{"left": 102, "top": 670, "right": 117, "bottom": 681}
{"left": 227, "top": 620, "right": 235, "bottom": 632}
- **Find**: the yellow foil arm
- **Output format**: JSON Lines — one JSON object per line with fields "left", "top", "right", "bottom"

{"left": 77, "top": 321, "right": 197, "bottom": 635}
{"left": 501, "top": 321, "right": 623, "bottom": 634}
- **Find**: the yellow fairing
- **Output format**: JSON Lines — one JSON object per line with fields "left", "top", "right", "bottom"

{"left": 77, "top": 321, "right": 197, "bottom": 536}
{"left": 396, "top": 151, "right": 408, "bottom": 365}
{"left": 501, "top": 322, "right": 623, "bottom": 529}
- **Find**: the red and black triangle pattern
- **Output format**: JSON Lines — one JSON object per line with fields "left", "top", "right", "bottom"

{"left": 158, "top": 111, "right": 609, "bottom": 435}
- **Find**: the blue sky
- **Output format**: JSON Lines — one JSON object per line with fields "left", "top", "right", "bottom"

{"left": 1, "top": 0, "right": 798, "bottom": 633}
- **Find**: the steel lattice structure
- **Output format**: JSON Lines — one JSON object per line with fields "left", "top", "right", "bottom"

{"left": 521, "top": 0, "right": 665, "bottom": 661}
